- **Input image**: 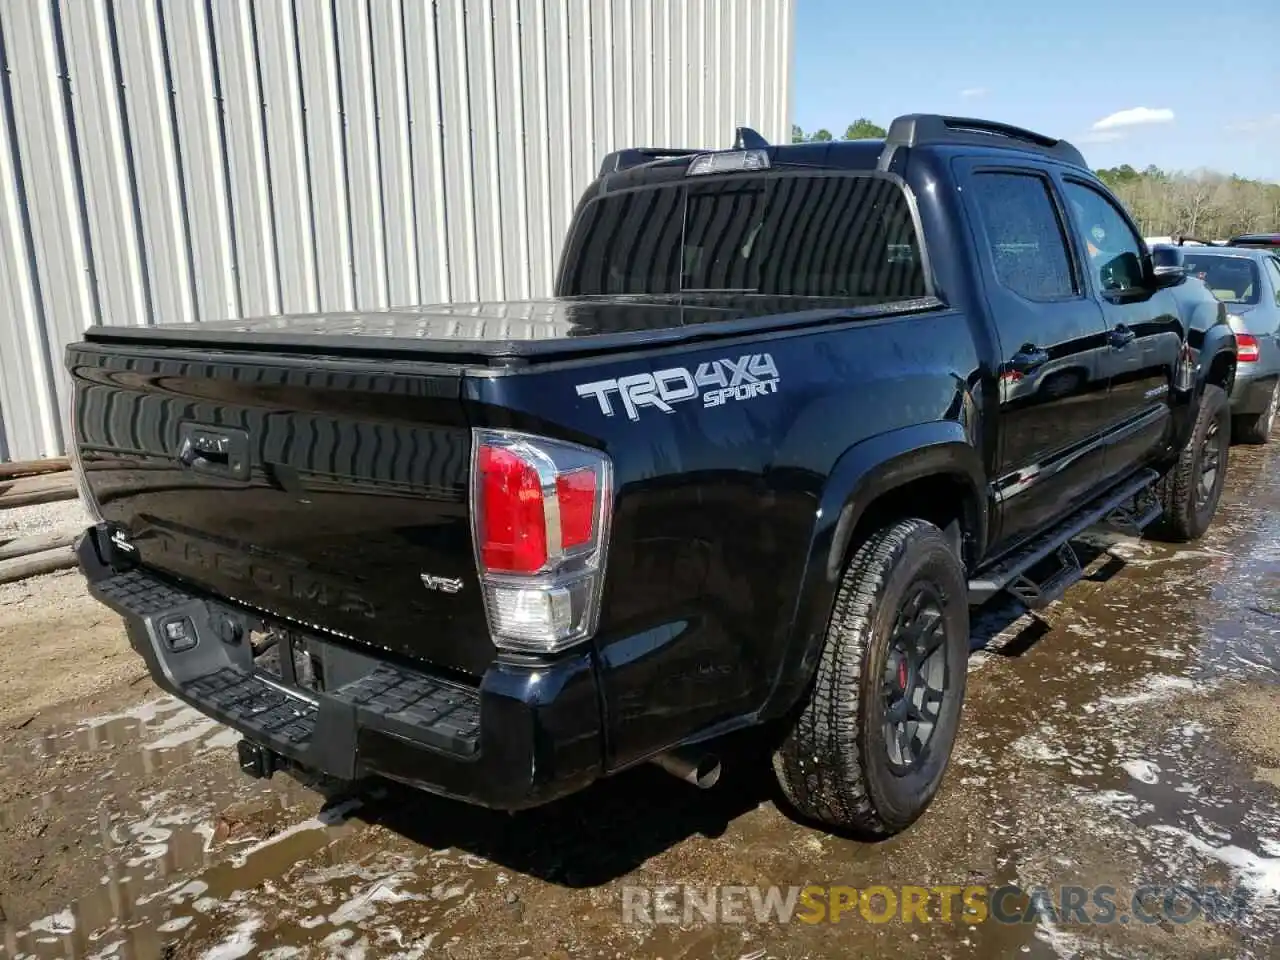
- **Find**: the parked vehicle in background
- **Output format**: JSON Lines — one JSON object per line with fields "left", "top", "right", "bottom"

{"left": 1177, "top": 245, "right": 1280, "bottom": 443}
{"left": 65, "top": 114, "right": 1237, "bottom": 840}
{"left": 1228, "top": 233, "right": 1280, "bottom": 250}
{"left": 1146, "top": 235, "right": 1221, "bottom": 247}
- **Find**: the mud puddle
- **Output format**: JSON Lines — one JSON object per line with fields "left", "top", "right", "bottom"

{"left": 0, "top": 695, "right": 331, "bottom": 959}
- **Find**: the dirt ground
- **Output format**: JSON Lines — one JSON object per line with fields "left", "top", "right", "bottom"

{"left": 0, "top": 571, "right": 147, "bottom": 729}
{"left": 2, "top": 439, "right": 1279, "bottom": 959}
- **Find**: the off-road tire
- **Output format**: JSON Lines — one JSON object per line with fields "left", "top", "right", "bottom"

{"left": 772, "top": 518, "right": 969, "bottom": 837}
{"left": 1232, "top": 379, "right": 1278, "bottom": 445}
{"left": 1153, "top": 383, "right": 1230, "bottom": 542}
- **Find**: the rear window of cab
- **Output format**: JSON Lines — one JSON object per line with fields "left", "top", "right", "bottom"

{"left": 557, "top": 172, "right": 927, "bottom": 303}
{"left": 1182, "top": 254, "right": 1261, "bottom": 305}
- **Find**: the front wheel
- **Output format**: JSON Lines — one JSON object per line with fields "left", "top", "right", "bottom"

{"left": 1153, "top": 383, "right": 1230, "bottom": 542}
{"left": 772, "top": 518, "right": 969, "bottom": 837}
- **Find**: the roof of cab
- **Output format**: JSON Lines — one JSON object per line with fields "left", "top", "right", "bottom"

{"left": 593, "top": 113, "right": 1088, "bottom": 193}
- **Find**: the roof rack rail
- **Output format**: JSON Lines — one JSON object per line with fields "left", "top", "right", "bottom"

{"left": 878, "top": 114, "right": 1086, "bottom": 170}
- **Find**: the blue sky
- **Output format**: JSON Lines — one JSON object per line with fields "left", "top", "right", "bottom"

{"left": 791, "top": 0, "right": 1280, "bottom": 180}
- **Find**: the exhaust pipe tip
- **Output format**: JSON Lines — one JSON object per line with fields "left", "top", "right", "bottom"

{"left": 652, "top": 748, "right": 722, "bottom": 789}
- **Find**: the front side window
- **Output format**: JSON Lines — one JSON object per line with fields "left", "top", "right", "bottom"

{"left": 1061, "top": 182, "right": 1145, "bottom": 294}
{"left": 558, "top": 173, "right": 926, "bottom": 301}
{"left": 1182, "top": 254, "right": 1261, "bottom": 306}
{"left": 968, "top": 172, "right": 1077, "bottom": 300}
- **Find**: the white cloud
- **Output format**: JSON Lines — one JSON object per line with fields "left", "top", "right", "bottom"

{"left": 1077, "top": 130, "right": 1125, "bottom": 145}
{"left": 959, "top": 87, "right": 988, "bottom": 99}
{"left": 1225, "top": 113, "right": 1280, "bottom": 133}
{"left": 1092, "top": 107, "right": 1175, "bottom": 130}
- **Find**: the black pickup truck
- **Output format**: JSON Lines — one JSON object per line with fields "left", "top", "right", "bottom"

{"left": 66, "top": 114, "right": 1237, "bottom": 837}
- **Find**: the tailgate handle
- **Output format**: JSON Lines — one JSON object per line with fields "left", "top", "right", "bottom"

{"left": 183, "top": 444, "right": 228, "bottom": 466}
{"left": 177, "top": 424, "right": 250, "bottom": 481}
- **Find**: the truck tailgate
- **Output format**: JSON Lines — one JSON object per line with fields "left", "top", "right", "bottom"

{"left": 67, "top": 343, "right": 492, "bottom": 677}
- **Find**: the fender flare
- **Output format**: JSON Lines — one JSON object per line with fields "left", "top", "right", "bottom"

{"left": 1195, "top": 323, "right": 1238, "bottom": 392}
{"left": 1170, "top": 317, "right": 1237, "bottom": 453}
{"left": 758, "top": 420, "right": 988, "bottom": 721}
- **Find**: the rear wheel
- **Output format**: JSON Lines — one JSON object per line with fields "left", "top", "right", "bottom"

{"left": 772, "top": 518, "right": 968, "bottom": 837}
{"left": 1232, "top": 379, "right": 1278, "bottom": 445}
{"left": 1153, "top": 383, "right": 1230, "bottom": 542}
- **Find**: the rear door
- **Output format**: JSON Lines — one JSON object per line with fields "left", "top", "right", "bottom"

{"left": 954, "top": 160, "right": 1112, "bottom": 552}
{"left": 68, "top": 343, "right": 493, "bottom": 676}
{"left": 1057, "top": 178, "right": 1182, "bottom": 479}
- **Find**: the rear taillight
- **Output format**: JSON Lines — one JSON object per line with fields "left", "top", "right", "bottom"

{"left": 471, "top": 429, "right": 613, "bottom": 653}
{"left": 1236, "top": 332, "right": 1260, "bottom": 363}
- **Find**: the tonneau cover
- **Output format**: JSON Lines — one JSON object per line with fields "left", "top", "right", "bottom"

{"left": 82, "top": 294, "right": 942, "bottom": 361}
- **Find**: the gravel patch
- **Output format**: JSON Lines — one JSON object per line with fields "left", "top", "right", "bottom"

{"left": 0, "top": 496, "right": 91, "bottom": 540}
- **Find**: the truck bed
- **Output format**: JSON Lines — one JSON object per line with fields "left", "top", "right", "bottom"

{"left": 81, "top": 294, "right": 941, "bottom": 362}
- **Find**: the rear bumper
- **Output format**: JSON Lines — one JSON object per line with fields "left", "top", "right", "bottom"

{"left": 1230, "top": 370, "right": 1278, "bottom": 415}
{"left": 76, "top": 526, "right": 603, "bottom": 810}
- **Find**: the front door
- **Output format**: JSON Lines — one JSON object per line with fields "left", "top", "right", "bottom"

{"left": 956, "top": 161, "right": 1112, "bottom": 554}
{"left": 1058, "top": 178, "right": 1181, "bottom": 479}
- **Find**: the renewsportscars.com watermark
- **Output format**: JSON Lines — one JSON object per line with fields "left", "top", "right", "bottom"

{"left": 621, "top": 883, "right": 1254, "bottom": 927}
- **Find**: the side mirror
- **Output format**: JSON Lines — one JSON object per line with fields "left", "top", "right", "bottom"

{"left": 1099, "top": 251, "right": 1145, "bottom": 293}
{"left": 1147, "top": 246, "right": 1187, "bottom": 289}
{"left": 1150, "top": 263, "right": 1186, "bottom": 289}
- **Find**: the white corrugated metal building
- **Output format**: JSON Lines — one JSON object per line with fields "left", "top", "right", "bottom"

{"left": 0, "top": 0, "right": 794, "bottom": 462}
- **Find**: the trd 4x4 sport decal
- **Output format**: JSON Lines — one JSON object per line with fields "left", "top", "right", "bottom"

{"left": 575, "top": 353, "right": 780, "bottom": 421}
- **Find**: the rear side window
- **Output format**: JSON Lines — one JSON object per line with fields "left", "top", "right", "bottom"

{"left": 968, "top": 172, "right": 1076, "bottom": 300}
{"left": 558, "top": 173, "right": 926, "bottom": 301}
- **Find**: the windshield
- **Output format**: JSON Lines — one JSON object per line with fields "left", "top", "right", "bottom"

{"left": 557, "top": 172, "right": 927, "bottom": 301}
{"left": 1182, "top": 254, "right": 1261, "bottom": 305}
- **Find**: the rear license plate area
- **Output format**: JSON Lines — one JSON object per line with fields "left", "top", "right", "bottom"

{"left": 250, "top": 627, "right": 324, "bottom": 693}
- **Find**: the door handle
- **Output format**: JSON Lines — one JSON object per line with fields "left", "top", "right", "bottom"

{"left": 1108, "top": 325, "right": 1136, "bottom": 348}
{"left": 1009, "top": 345, "right": 1051, "bottom": 374}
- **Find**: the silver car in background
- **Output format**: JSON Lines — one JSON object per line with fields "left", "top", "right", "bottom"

{"left": 1155, "top": 244, "right": 1280, "bottom": 443}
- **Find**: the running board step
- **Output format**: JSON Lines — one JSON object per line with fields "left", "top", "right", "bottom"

{"left": 1007, "top": 542, "right": 1082, "bottom": 610}
{"left": 968, "top": 467, "right": 1160, "bottom": 606}
{"left": 1102, "top": 485, "right": 1162, "bottom": 535}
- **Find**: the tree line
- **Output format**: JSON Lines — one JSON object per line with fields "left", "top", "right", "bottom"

{"left": 791, "top": 119, "right": 887, "bottom": 143}
{"left": 790, "top": 121, "right": 1279, "bottom": 240}
{"left": 1094, "top": 165, "right": 1279, "bottom": 240}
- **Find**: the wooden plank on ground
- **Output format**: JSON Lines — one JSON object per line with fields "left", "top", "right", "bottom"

{"left": 0, "top": 529, "right": 78, "bottom": 561}
{"left": 0, "top": 472, "right": 77, "bottom": 509}
{"left": 0, "top": 458, "right": 69, "bottom": 480}
{"left": 0, "top": 545, "right": 77, "bottom": 584}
